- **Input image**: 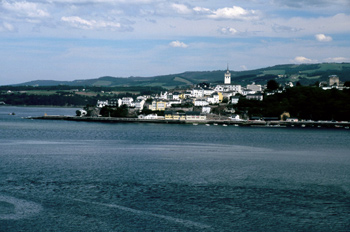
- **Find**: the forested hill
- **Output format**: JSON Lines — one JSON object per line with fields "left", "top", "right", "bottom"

{"left": 12, "top": 63, "right": 350, "bottom": 88}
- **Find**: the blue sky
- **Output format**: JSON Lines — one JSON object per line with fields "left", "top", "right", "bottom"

{"left": 1, "top": 0, "right": 350, "bottom": 85}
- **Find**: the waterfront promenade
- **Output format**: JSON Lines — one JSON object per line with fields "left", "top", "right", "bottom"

{"left": 30, "top": 115, "right": 350, "bottom": 128}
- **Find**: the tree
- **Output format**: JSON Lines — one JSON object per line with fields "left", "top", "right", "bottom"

{"left": 266, "top": 80, "right": 279, "bottom": 91}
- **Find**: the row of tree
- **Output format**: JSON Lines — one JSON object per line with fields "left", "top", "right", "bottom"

{"left": 0, "top": 93, "right": 96, "bottom": 106}
{"left": 236, "top": 86, "right": 350, "bottom": 121}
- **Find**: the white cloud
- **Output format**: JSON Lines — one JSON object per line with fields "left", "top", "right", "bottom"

{"left": 193, "top": 6, "right": 211, "bottom": 14}
{"left": 315, "top": 34, "right": 333, "bottom": 42}
{"left": 169, "top": 40, "right": 188, "bottom": 48}
{"left": 2, "top": 1, "right": 50, "bottom": 18}
{"left": 171, "top": 3, "right": 192, "bottom": 14}
{"left": 219, "top": 27, "right": 238, "bottom": 35}
{"left": 272, "top": 0, "right": 349, "bottom": 8}
{"left": 292, "top": 56, "right": 316, "bottom": 63}
{"left": 324, "top": 57, "right": 349, "bottom": 62}
{"left": 208, "top": 6, "right": 258, "bottom": 20}
{"left": 272, "top": 24, "right": 303, "bottom": 33}
{"left": 61, "top": 16, "right": 121, "bottom": 30}
{"left": 0, "top": 22, "right": 16, "bottom": 32}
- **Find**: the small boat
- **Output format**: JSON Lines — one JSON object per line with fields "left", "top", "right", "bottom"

{"left": 193, "top": 123, "right": 198, "bottom": 126}
{"left": 213, "top": 123, "right": 218, "bottom": 126}
{"left": 205, "top": 124, "right": 210, "bottom": 126}
{"left": 9, "top": 112, "right": 15, "bottom": 115}
{"left": 222, "top": 124, "right": 228, "bottom": 127}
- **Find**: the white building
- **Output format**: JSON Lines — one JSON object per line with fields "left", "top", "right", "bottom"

{"left": 135, "top": 99, "right": 145, "bottom": 111}
{"left": 97, "top": 100, "right": 108, "bottom": 108}
{"left": 137, "top": 96, "right": 148, "bottom": 101}
{"left": 194, "top": 99, "right": 209, "bottom": 106}
{"left": 185, "top": 111, "right": 207, "bottom": 121}
{"left": 167, "top": 100, "right": 182, "bottom": 107}
{"left": 191, "top": 88, "right": 204, "bottom": 98}
{"left": 229, "top": 114, "right": 242, "bottom": 121}
{"left": 202, "top": 106, "right": 211, "bottom": 114}
{"left": 246, "top": 93, "right": 264, "bottom": 101}
{"left": 138, "top": 114, "right": 163, "bottom": 119}
{"left": 231, "top": 96, "right": 240, "bottom": 104}
{"left": 159, "top": 92, "right": 168, "bottom": 100}
{"left": 203, "top": 88, "right": 215, "bottom": 96}
{"left": 214, "top": 84, "right": 242, "bottom": 94}
{"left": 77, "top": 109, "right": 87, "bottom": 117}
{"left": 207, "top": 93, "right": 220, "bottom": 104}
{"left": 172, "top": 92, "right": 180, "bottom": 100}
{"left": 242, "top": 89, "right": 256, "bottom": 96}
{"left": 121, "top": 97, "right": 134, "bottom": 107}
{"left": 247, "top": 83, "right": 262, "bottom": 92}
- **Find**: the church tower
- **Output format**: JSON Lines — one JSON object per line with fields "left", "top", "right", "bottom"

{"left": 224, "top": 64, "right": 231, "bottom": 85}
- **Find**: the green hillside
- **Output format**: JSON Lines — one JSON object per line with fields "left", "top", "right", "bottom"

{"left": 13, "top": 63, "right": 350, "bottom": 88}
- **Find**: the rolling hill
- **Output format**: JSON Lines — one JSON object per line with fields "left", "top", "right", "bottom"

{"left": 12, "top": 63, "right": 350, "bottom": 88}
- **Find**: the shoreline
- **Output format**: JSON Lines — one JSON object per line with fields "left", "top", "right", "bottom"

{"left": 28, "top": 115, "right": 350, "bottom": 129}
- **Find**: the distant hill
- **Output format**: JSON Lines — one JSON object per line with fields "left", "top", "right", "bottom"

{"left": 12, "top": 63, "right": 350, "bottom": 88}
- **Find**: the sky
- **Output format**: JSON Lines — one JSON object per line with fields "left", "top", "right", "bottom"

{"left": 0, "top": 0, "right": 350, "bottom": 85}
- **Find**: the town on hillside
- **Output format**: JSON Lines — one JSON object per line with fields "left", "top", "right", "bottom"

{"left": 77, "top": 66, "right": 348, "bottom": 123}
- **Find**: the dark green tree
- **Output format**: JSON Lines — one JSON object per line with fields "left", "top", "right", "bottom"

{"left": 266, "top": 80, "right": 279, "bottom": 91}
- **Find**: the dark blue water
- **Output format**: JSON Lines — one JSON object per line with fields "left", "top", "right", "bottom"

{"left": 1, "top": 106, "right": 350, "bottom": 231}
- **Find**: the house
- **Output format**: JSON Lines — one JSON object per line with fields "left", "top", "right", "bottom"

{"left": 121, "top": 97, "right": 134, "bottom": 107}
{"left": 97, "top": 100, "right": 108, "bottom": 108}
{"left": 246, "top": 93, "right": 264, "bottom": 101}
{"left": 167, "top": 100, "right": 182, "bottom": 107}
{"left": 185, "top": 111, "right": 207, "bottom": 120}
{"left": 214, "top": 84, "right": 242, "bottom": 93}
{"left": 202, "top": 106, "right": 211, "bottom": 114}
{"left": 108, "top": 99, "right": 118, "bottom": 107}
{"left": 138, "top": 114, "right": 163, "bottom": 120}
{"left": 77, "top": 109, "right": 87, "bottom": 117}
{"left": 159, "top": 92, "right": 168, "bottom": 100}
{"left": 222, "top": 91, "right": 235, "bottom": 99}
{"left": 203, "top": 88, "right": 215, "bottom": 96}
{"left": 182, "top": 91, "right": 192, "bottom": 99}
{"left": 247, "top": 83, "right": 262, "bottom": 92}
{"left": 229, "top": 114, "right": 242, "bottom": 121}
{"left": 172, "top": 92, "right": 181, "bottom": 100}
{"left": 242, "top": 89, "right": 256, "bottom": 95}
{"left": 191, "top": 88, "right": 204, "bottom": 98}
{"left": 135, "top": 99, "right": 145, "bottom": 111}
{"left": 230, "top": 96, "right": 240, "bottom": 104}
{"left": 137, "top": 96, "right": 148, "bottom": 101}
{"left": 149, "top": 100, "right": 167, "bottom": 111}
{"left": 329, "top": 75, "right": 340, "bottom": 86}
{"left": 164, "top": 111, "right": 186, "bottom": 120}
{"left": 194, "top": 99, "right": 209, "bottom": 106}
{"left": 207, "top": 93, "right": 220, "bottom": 104}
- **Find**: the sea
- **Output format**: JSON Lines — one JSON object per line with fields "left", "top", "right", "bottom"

{"left": 1, "top": 106, "right": 350, "bottom": 232}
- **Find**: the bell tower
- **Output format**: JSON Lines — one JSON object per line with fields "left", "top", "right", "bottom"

{"left": 224, "top": 64, "right": 231, "bottom": 85}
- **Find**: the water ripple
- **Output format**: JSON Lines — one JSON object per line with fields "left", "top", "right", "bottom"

{"left": 0, "top": 195, "right": 43, "bottom": 220}
{"left": 71, "top": 198, "right": 210, "bottom": 229}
